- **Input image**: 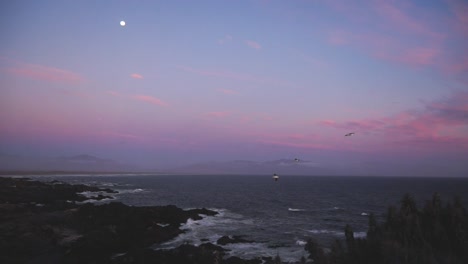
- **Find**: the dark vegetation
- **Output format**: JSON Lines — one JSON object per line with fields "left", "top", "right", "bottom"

{"left": 1, "top": 177, "right": 467, "bottom": 263}
{"left": 305, "top": 193, "right": 468, "bottom": 264}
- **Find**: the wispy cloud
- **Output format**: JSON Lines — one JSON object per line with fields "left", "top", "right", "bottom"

{"left": 177, "top": 65, "right": 295, "bottom": 87}
{"left": 106, "top": 91, "right": 168, "bottom": 106}
{"left": 101, "top": 131, "right": 141, "bottom": 139}
{"left": 446, "top": 0, "right": 468, "bottom": 35}
{"left": 328, "top": 31, "right": 349, "bottom": 46}
{"left": 245, "top": 40, "right": 262, "bottom": 50}
{"left": 5, "top": 62, "right": 84, "bottom": 84}
{"left": 373, "top": 0, "right": 444, "bottom": 39}
{"left": 218, "top": 34, "right": 233, "bottom": 44}
{"left": 130, "top": 73, "right": 143, "bottom": 79}
{"left": 327, "top": 30, "right": 440, "bottom": 67}
{"left": 319, "top": 91, "right": 468, "bottom": 152}
{"left": 217, "top": 88, "right": 237, "bottom": 95}
{"left": 256, "top": 133, "right": 331, "bottom": 150}
{"left": 206, "top": 111, "right": 231, "bottom": 118}
{"left": 106, "top": 90, "right": 124, "bottom": 97}
{"left": 133, "top": 95, "right": 168, "bottom": 106}
{"left": 324, "top": 0, "right": 448, "bottom": 69}
{"left": 387, "top": 47, "right": 439, "bottom": 66}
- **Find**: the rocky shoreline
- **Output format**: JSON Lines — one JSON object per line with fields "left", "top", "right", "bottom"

{"left": 0, "top": 177, "right": 283, "bottom": 264}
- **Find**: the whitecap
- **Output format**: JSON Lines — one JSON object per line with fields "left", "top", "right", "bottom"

{"left": 224, "top": 242, "right": 306, "bottom": 263}
{"left": 296, "top": 240, "right": 307, "bottom": 246}
{"left": 361, "top": 212, "right": 368, "bottom": 216}
{"left": 288, "top": 208, "right": 306, "bottom": 212}
{"left": 307, "top": 229, "right": 367, "bottom": 238}
{"left": 76, "top": 197, "right": 115, "bottom": 204}
{"left": 155, "top": 208, "right": 251, "bottom": 249}
{"left": 116, "top": 188, "right": 145, "bottom": 194}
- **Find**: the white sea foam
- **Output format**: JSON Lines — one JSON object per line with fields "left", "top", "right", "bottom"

{"left": 154, "top": 208, "right": 309, "bottom": 262}
{"left": 296, "top": 240, "right": 307, "bottom": 246}
{"left": 223, "top": 242, "right": 307, "bottom": 263}
{"left": 77, "top": 191, "right": 110, "bottom": 198}
{"left": 155, "top": 208, "right": 245, "bottom": 249}
{"left": 308, "top": 229, "right": 341, "bottom": 235}
{"left": 307, "top": 229, "right": 367, "bottom": 238}
{"left": 76, "top": 197, "right": 115, "bottom": 204}
{"left": 288, "top": 208, "right": 306, "bottom": 212}
{"left": 76, "top": 190, "right": 117, "bottom": 202}
{"left": 361, "top": 212, "right": 368, "bottom": 216}
{"left": 116, "top": 188, "right": 145, "bottom": 194}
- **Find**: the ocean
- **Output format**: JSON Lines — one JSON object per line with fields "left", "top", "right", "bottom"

{"left": 21, "top": 174, "right": 468, "bottom": 262}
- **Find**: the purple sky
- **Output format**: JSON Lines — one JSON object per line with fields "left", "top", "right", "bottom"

{"left": 1, "top": 0, "right": 467, "bottom": 175}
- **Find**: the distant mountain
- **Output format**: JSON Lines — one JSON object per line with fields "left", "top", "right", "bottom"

{"left": 0, "top": 154, "right": 138, "bottom": 172}
{"left": 167, "top": 159, "right": 337, "bottom": 175}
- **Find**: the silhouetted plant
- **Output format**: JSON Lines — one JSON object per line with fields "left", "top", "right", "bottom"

{"left": 303, "top": 193, "right": 468, "bottom": 264}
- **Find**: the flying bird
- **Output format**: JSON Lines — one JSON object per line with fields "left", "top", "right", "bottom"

{"left": 344, "top": 132, "right": 355, "bottom": 137}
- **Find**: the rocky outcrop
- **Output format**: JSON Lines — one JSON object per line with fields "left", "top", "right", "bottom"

{"left": 0, "top": 177, "right": 282, "bottom": 264}
{"left": 0, "top": 177, "right": 219, "bottom": 264}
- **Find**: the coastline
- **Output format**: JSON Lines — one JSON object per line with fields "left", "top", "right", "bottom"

{"left": 0, "top": 177, "right": 282, "bottom": 264}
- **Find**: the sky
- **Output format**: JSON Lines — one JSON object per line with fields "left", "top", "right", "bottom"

{"left": 0, "top": 0, "right": 467, "bottom": 176}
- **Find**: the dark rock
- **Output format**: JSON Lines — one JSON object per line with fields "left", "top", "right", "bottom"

{"left": 0, "top": 177, "right": 222, "bottom": 264}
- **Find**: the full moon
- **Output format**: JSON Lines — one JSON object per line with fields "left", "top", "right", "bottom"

{"left": 120, "top": 21, "right": 126, "bottom": 26}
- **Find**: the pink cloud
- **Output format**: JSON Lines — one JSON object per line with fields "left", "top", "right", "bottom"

{"left": 253, "top": 132, "right": 331, "bottom": 150}
{"left": 257, "top": 139, "right": 331, "bottom": 150}
{"left": 324, "top": 1, "right": 448, "bottom": 69}
{"left": 177, "top": 65, "right": 295, "bottom": 87}
{"left": 130, "top": 73, "right": 143, "bottom": 79}
{"left": 218, "top": 34, "right": 233, "bottom": 44}
{"left": 206, "top": 111, "right": 231, "bottom": 118}
{"left": 319, "top": 91, "right": 468, "bottom": 152}
{"left": 392, "top": 47, "right": 439, "bottom": 66}
{"left": 6, "top": 63, "right": 84, "bottom": 84}
{"left": 245, "top": 40, "right": 262, "bottom": 50}
{"left": 319, "top": 120, "right": 337, "bottom": 126}
{"left": 133, "top": 95, "right": 168, "bottom": 106}
{"left": 373, "top": 0, "right": 443, "bottom": 39}
{"left": 101, "top": 131, "right": 141, "bottom": 140}
{"left": 444, "top": 56, "right": 468, "bottom": 74}
{"left": 446, "top": 0, "right": 468, "bottom": 35}
{"left": 106, "top": 90, "right": 124, "bottom": 97}
{"left": 328, "top": 30, "right": 441, "bottom": 67}
{"left": 218, "top": 88, "right": 237, "bottom": 95}
{"left": 59, "top": 89, "right": 92, "bottom": 99}
{"left": 328, "top": 31, "right": 349, "bottom": 45}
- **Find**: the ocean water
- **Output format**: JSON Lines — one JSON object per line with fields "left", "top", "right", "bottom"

{"left": 22, "top": 174, "right": 468, "bottom": 262}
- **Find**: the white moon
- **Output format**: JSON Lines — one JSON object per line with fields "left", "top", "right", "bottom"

{"left": 120, "top": 21, "right": 126, "bottom": 26}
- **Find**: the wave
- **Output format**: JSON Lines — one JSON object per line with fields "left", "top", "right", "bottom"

{"left": 77, "top": 190, "right": 114, "bottom": 198}
{"left": 307, "top": 229, "right": 367, "bottom": 238}
{"left": 116, "top": 188, "right": 145, "bottom": 194}
{"left": 154, "top": 209, "right": 306, "bottom": 262}
{"left": 76, "top": 197, "right": 115, "bottom": 204}
{"left": 223, "top": 242, "right": 306, "bottom": 263}
{"left": 288, "top": 208, "right": 306, "bottom": 212}
{"left": 361, "top": 212, "right": 369, "bottom": 216}
{"left": 296, "top": 240, "right": 307, "bottom": 246}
